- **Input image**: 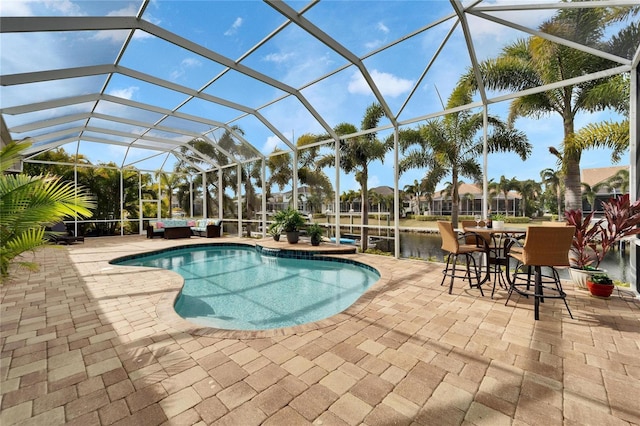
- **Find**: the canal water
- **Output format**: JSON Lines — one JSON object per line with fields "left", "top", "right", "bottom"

{"left": 392, "top": 232, "right": 631, "bottom": 284}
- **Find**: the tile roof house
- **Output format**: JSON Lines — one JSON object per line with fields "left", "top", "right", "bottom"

{"left": 581, "top": 165, "right": 629, "bottom": 212}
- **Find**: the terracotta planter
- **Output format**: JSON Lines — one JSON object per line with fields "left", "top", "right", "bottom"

{"left": 587, "top": 280, "right": 614, "bottom": 298}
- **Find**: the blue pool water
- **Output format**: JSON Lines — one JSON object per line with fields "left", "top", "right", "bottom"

{"left": 114, "top": 245, "right": 380, "bottom": 330}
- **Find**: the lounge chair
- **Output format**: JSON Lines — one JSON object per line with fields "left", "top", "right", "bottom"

{"left": 46, "top": 222, "right": 84, "bottom": 245}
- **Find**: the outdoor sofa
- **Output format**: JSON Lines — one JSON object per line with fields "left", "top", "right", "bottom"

{"left": 146, "top": 219, "right": 222, "bottom": 239}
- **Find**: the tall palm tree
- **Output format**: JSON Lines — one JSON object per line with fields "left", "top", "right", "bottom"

{"left": 403, "top": 180, "right": 423, "bottom": 215}
{"left": 397, "top": 85, "right": 531, "bottom": 227}
{"left": 1, "top": 141, "right": 95, "bottom": 278}
{"left": 155, "top": 170, "right": 184, "bottom": 218}
{"left": 540, "top": 168, "right": 563, "bottom": 216}
{"left": 582, "top": 182, "right": 606, "bottom": 212}
{"left": 606, "top": 168, "right": 629, "bottom": 195}
{"left": 318, "top": 103, "right": 389, "bottom": 250}
{"left": 461, "top": 7, "right": 638, "bottom": 210}
{"left": 515, "top": 179, "right": 541, "bottom": 217}
{"left": 496, "top": 175, "right": 517, "bottom": 216}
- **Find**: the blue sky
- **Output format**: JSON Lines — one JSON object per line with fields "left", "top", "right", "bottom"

{"left": 0, "top": 0, "right": 630, "bottom": 194}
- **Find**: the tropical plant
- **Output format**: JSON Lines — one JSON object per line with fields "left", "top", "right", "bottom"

{"left": 155, "top": 170, "right": 184, "bottom": 218}
{"left": 565, "top": 194, "right": 640, "bottom": 269}
{"left": 461, "top": 7, "right": 639, "bottom": 211}
{"left": 605, "top": 168, "right": 629, "bottom": 195}
{"left": 267, "top": 222, "right": 282, "bottom": 241}
{"left": 318, "top": 103, "right": 389, "bottom": 250}
{"left": 273, "top": 207, "right": 306, "bottom": 233}
{"left": 496, "top": 175, "right": 517, "bottom": 216}
{"left": 307, "top": 222, "right": 324, "bottom": 246}
{"left": 515, "top": 179, "right": 541, "bottom": 217}
{"left": 397, "top": 84, "right": 531, "bottom": 227}
{"left": 540, "top": 168, "right": 563, "bottom": 215}
{"left": 588, "top": 273, "right": 613, "bottom": 285}
{"left": 581, "top": 182, "right": 606, "bottom": 212}
{"left": 1, "top": 141, "right": 95, "bottom": 278}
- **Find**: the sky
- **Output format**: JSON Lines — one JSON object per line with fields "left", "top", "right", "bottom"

{"left": 0, "top": 0, "right": 632, "bottom": 195}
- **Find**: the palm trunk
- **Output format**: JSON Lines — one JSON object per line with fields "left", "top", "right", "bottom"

{"left": 556, "top": 186, "right": 562, "bottom": 218}
{"left": 563, "top": 106, "right": 581, "bottom": 211}
{"left": 361, "top": 174, "right": 369, "bottom": 251}
{"left": 451, "top": 172, "right": 459, "bottom": 228}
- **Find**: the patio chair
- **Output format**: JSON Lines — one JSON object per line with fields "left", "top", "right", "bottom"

{"left": 505, "top": 225, "right": 575, "bottom": 320}
{"left": 46, "top": 221, "right": 84, "bottom": 245}
{"left": 437, "top": 221, "right": 486, "bottom": 296}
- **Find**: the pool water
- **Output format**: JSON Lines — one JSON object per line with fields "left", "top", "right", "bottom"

{"left": 116, "top": 245, "right": 379, "bottom": 330}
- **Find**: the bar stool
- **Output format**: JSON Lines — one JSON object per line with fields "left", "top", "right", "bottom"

{"left": 437, "top": 221, "right": 486, "bottom": 296}
{"left": 505, "top": 226, "right": 576, "bottom": 320}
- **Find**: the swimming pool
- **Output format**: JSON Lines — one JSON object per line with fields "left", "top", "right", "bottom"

{"left": 113, "top": 245, "right": 380, "bottom": 330}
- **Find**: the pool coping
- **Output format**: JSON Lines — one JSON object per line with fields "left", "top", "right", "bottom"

{"left": 113, "top": 240, "right": 391, "bottom": 339}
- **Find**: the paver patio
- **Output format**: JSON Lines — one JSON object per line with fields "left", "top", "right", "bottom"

{"left": 1, "top": 235, "right": 638, "bottom": 425}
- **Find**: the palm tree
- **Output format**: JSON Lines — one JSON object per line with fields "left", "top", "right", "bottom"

{"left": 540, "top": 168, "right": 563, "bottom": 216}
{"left": 155, "top": 170, "right": 184, "bottom": 218}
{"left": 605, "top": 168, "right": 629, "bottom": 195}
{"left": 496, "top": 175, "right": 517, "bottom": 216}
{"left": 515, "top": 179, "right": 541, "bottom": 217}
{"left": 1, "top": 141, "right": 95, "bottom": 278}
{"left": 318, "top": 103, "right": 389, "bottom": 250}
{"left": 340, "top": 189, "right": 360, "bottom": 212}
{"left": 403, "top": 180, "right": 422, "bottom": 215}
{"left": 397, "top": 85, "right": 531, "bottom": 227}
{"left": 582, "top": 182, "right": 606, "bottom": 212}
{"left": 461, "top": 7, "right": 638, "bottom": 210}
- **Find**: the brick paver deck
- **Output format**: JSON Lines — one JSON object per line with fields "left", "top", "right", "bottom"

{"left": 1, "top": 235, "right": 638, "bottom": 425}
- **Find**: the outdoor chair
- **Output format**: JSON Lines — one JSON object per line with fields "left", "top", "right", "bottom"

{"left": 505, "top": 225, "right": 575, "bottom": 320}
{"left": 437, "top": 221, "right": 486, "bottom": 296}
{"left": 46, "top": 221, "right": 84, "bottom": 245}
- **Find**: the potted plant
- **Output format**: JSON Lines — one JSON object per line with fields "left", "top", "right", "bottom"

{"left": 492, "top": 214, "right": 506, "bottom": 229}
{"left": 565, "top": 194, "right": 640, "bottom": 289}
{"left": 307, "top": 222, "right": 324, "bottom": 246}
{"left": 586, "top": 273, "right": 615, "bottom": 298}
{"left": 267, "top": 222, "right": 282, "bottom": 242}
{"left": 274, "top": 208, "right": 307, "bottom": 244}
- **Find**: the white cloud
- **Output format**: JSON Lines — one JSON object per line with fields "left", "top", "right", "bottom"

{"left": 368, "top": 174, "right": 380, "bottom": 189}
{"left": 377, "top": 22, "right": 389, "bottom": 34}
{"left": 224, "top": 17, "right": 243, "bottom": 36}
{"left": 108, "top": 86, "right": 139, "bottom": 100}
{"left": 170, "top": 57, "right": 202, "bottom": 80}
{"left": 348, "top": 69, "right": 413, "bottom": 98}
{"left": 264, "top": 52, "right": 295, "bottom": 63}
{"left": 262, "top": 135, "right": 281, "bottom": 153}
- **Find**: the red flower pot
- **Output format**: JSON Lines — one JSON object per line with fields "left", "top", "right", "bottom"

{"left": 586, "top": 281, "right": 614, "bottom": 298}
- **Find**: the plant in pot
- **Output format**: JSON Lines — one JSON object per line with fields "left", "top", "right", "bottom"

{"left": 491, "top": 214, "right": 506, "bottom": 230}
{"left": 565, "top": 194, "right": 640, "bottom": 291}
{"left": 586, "top": 273, "right": 615, "bottom": 298}
{"left": 307, "top": 222, "right": 324, "bottom": 246}
{"left": 275, "top": 208, "right": 307, "bottom": 244}
{"left": 267, "top": 222, "right": 282, "bottom": 242}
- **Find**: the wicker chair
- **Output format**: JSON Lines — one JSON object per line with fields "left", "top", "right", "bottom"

{"left": 437, "top": 221, "right": 486, "bottom": 296}
{"left": 505, "top": 225, "right": 575, "bottom": 320}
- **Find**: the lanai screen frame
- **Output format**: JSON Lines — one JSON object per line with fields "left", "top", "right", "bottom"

{"left": 1, "top": 0, "right": 638, "bottom": 288}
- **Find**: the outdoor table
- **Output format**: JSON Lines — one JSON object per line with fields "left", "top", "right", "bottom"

{"left": 463, "top": 226, "right": 527, "bottom": 291}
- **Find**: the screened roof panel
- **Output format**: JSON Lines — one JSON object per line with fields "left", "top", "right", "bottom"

{"left": 0, "top": 31, "right": 125, "bottom": 74}
{"left": 92, "top": 101, "right": 165, "bottom": 124}
{"left": 118, "top": 34, "right": 229, "bottom": 90}
{"left": 106, "top": 74, "right": 190, "bottom": 110}
{"left": 203, "top": 68, "right": 288, "bottom": 109}
{"left": 240, "top": 24, "right": 351, "bottom": 88}
{"left": 1, "top": 0, "right": 638, "bottom": 176}
{"left": 303, "top": 1, "right": 455, "bottom": 58}
{"left": 1, "top": 76, "right": 107, "bottom": 109}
